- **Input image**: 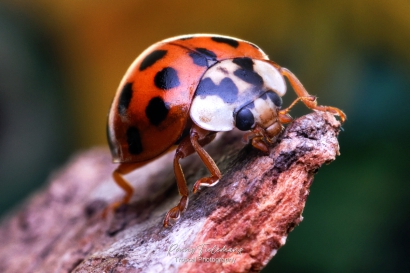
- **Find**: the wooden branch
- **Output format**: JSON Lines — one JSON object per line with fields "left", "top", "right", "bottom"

{"left": 0, "top": 112, "right": 341, "bottom": 273}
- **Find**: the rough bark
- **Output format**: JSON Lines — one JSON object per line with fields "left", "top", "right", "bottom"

{"left": 0, "top": 112, "right": 341, "bottom": 273}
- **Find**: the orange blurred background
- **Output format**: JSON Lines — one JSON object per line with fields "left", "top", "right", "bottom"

{"left": 4, "top": 0, "right": 410, "bottom": 147}
{"left": 0, "top": 1, "right": 407, "bottom": 144}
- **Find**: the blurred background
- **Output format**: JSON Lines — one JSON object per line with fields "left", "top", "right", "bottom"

{"left": 0, "top": 0, "right": 409, "bottom": 272}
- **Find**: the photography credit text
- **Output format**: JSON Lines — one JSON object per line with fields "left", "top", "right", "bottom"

{"left": 167, "top": 243, "right": 243, "bottom": 264}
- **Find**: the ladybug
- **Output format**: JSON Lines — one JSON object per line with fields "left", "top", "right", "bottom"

{"left": 107, "top": 34, "right": 346, "bottom": 227}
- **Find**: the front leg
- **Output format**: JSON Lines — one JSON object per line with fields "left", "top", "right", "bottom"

{"left": 279, "top": 67, "right": 346, "bottom": 122}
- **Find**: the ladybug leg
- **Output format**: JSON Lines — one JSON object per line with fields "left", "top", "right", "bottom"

{"left": 102, "top": 162, "right": 145, "bottom": 217}
{"left": 279, "top": 67, "right": 346, "bottom": 122}
{"left": 112, "top": 163, "right": 141, "bottom": 205}
{"left": 278, "top": 112, "right": 294, "bottom": 124}
{"left": 278, "top": 96, "right": 316, "bottom": 122}
{"left": 244, "top": 123, "right": 283, "bottom": 153}
{"left": 163, "top": 132, "right": 216, "bottom": 227}
{"left": 250, "top": 136, "right": 269, "bottom": 153}
{"left": 163, "top": 137, "right": 192, "bottom": 227}
{"left": 243, "top": 125, "right": 269, "bottom": 152}
{"left": 190, "top": 125, "right": 221, "bottom": 193}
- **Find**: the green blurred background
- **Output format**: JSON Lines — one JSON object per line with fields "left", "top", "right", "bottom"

{"left": 1, "top": 0, "right": 409, "bottom": 272}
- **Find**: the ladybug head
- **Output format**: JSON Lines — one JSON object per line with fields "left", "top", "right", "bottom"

{"left": 235, "top": 90, "right": 283, "bottom": 132}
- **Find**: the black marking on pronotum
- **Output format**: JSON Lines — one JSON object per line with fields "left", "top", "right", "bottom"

{"left": 233, "top": 58, "right": 264, "bottom": 88}
{"left": 126, "top": 126, "right": 143, "bottom": 154}
{"left": 211, "top": 36, "right": 239, "bottom": 48}
{"left": 217, "top": 66, "right": 229, "bottom": 75}
{"left": 139, "top": 50, "right": 167, "bottom": 71}
{"left": 118, "top": 82, "right": 133, "bottom": 115}
{"left": 154, "top": 67, "right": 180, "bottom": 90}
{"left": 235, "top": 107, "right": 255, "bottom": 131}
{"left": 264, "top": 91, "right": 282, "bottom": 107}
{"left": 189, "top": 48, "right": 217, "bottom": 67}
{"left": 233, "top": 57, "right": 254, "bottom": 70}
{"left": 195, "top": 77, "right": 238, "bottom": 104}
{"left": 145, "top": 97, "right": 170, "bottom": 126}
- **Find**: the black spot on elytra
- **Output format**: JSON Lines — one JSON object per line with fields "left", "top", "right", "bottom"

{"left": 233, "top": 58, "right": 264, "bottom": 88}
{"left": 235, "top": 107, "right": 255, "bottom": 131}
{"left": 154, "top": 67, "right": 180, "bottom": 90}
{"left": 265, "top": 91, "right": 282, "bottom": 107}
{"left": 118, "top": 82, "right": 133, "bottom": 115}
{"left": 127, "top": 126, "right": 143, "bottom": 155}
{"left": 233, "top": 57, "right": 254, "bottom": 70}
{"left": 196, "top": 77, "right": 238, "bottom": 104}
{"left": 195, "top": 48, "right": 217, "bottom": 59}
{"left": 189, "top": 52, "right": 207, "bottom": 67}
{"left": 145, "top": 97, "right": 170, "bottom": 125}
{"left": 211, "top": 36, "right": 239, "bottom": 48}
{"left": 248, "top": 42, "right": 260, "bottom": 49}
{"left": 189, "top": 48, "right": 217, "bottom": 67}
{"left": 179, "top": 36, "right": 194, "bottom": 40}
{"left": 139, "top": 50, "right": 167, "bottom": 71}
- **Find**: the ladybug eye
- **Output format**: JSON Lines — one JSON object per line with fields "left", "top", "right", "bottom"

{"left": 235, "top": 107, "right": 255, "bottom": 131}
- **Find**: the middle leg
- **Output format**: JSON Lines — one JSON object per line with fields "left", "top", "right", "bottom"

{"left": 163, "top": 128, "right": 217, "bottom": 227}
{"left": 190, "top": 124, "right": 222, "bottom": 193}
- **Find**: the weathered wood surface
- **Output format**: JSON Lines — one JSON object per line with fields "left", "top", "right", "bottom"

{"left": 0, "top": 112, "right": 341, "bottom": 273}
